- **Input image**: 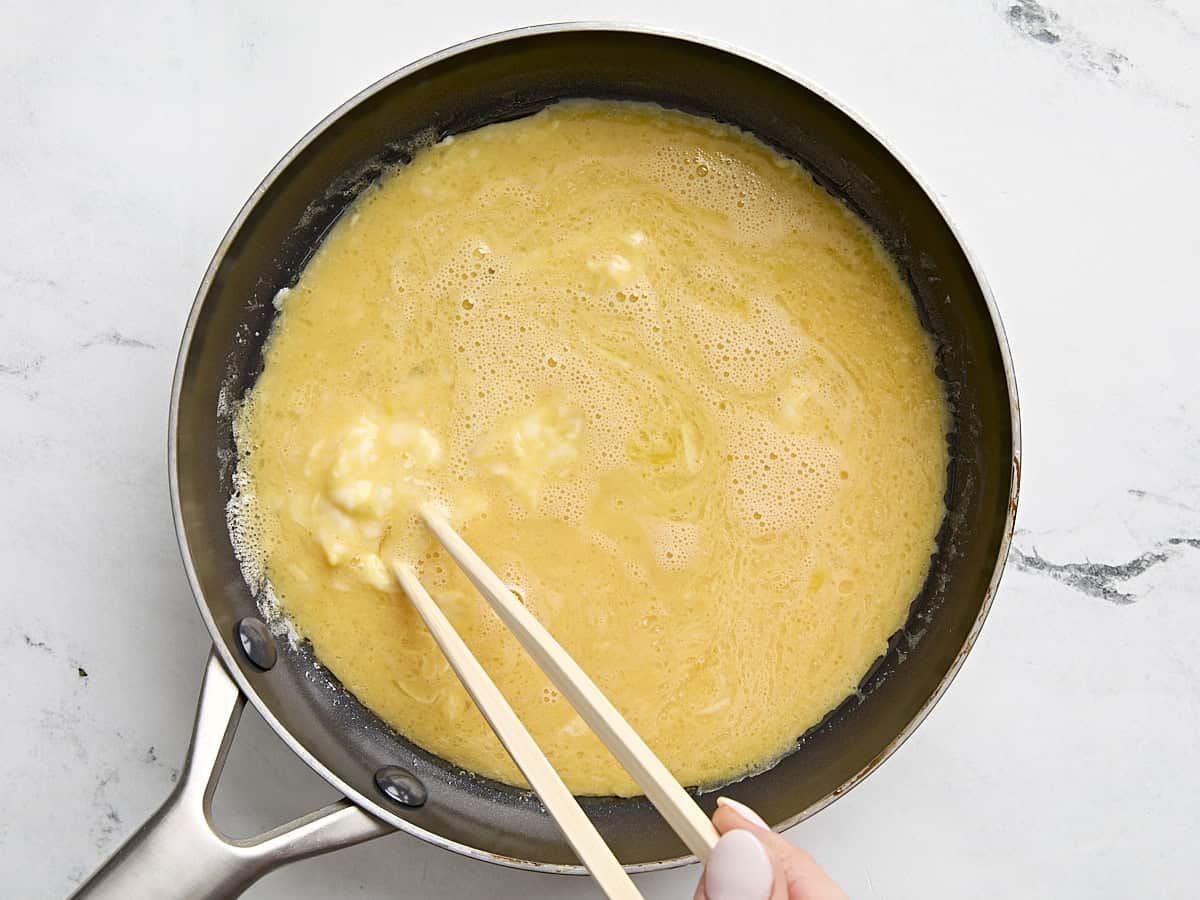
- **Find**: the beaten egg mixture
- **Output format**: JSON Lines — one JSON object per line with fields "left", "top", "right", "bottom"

{"left": 231, "top": 101, "right": 949, "bottom": 796}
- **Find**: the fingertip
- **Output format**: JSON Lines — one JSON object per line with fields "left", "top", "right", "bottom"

{"left": 716, "top": 796, "right": 770, "bottom": 829}
{"left": 704, "top": 829, "right": 774, "bottom": 900}
{"left": 713, "top": 803, "right": 771, "bottom": 838}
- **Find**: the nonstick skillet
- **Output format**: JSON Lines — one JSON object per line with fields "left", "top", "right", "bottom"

{"left": 74, "top": 24, "right": 1020, "bottom": 899}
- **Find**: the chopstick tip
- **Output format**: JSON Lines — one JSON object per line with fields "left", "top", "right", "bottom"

{"left": 391, "top": 559, "right": 416, "bottom": 586}
{"left": 418, "top": 500, "right": 449, "bottom": 523}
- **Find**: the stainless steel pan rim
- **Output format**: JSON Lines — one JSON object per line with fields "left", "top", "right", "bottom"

{"left": 167, "top": 22, "right": 1021, "bottom": 876}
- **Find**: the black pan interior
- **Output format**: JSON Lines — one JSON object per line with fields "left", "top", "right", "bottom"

{"left": 173, "top": 28, "right": 1016, "bottom": 868}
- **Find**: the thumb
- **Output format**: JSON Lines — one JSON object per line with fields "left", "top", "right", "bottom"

{"left": 701, "top": 798, "right": 848, "bottom": 900}
{"left": 701, "top": 828, "right": 779, "bottom": 900}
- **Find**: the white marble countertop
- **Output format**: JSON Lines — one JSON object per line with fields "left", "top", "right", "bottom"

{"left": 3, "top": 1, "right": 1198, "bottom": 897}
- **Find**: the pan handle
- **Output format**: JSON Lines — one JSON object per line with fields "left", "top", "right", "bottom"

{"left": 71, "top": 653, "right": 394, "bottom": 900}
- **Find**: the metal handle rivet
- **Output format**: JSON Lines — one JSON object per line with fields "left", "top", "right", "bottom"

{"left": 235, "top": 617, "right": 277, "bottom": 671}
{"left": 374, "top": 766, "right": 428, "bottom": 808}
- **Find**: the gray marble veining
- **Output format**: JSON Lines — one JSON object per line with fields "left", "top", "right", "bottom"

{"left": 3, "top": 2, "right": 1198, "bottom": 898}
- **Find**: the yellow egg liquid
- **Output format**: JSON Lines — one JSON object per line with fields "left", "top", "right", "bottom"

{"left": 231, "top": 101, "right": 949, "bottom": 796}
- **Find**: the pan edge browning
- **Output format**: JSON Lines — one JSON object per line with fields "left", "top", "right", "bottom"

{"left": 171, "top": 25, "right": 1019, "bottom": 872}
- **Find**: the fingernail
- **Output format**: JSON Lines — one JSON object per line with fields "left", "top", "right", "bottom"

{"left": 717, "top": 796, "right": 770, "bottom": 829}
{"left": 705, "top": 829, "right": 774, "bottom": 900}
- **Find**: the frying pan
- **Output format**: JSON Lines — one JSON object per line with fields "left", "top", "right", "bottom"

{"left": 73, "top": 24, "right": 1020, "bottom": 899}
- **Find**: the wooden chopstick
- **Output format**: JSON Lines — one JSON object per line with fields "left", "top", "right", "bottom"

{"left": 392, "top": 562, "right": 643, "bottom": 900}
{"left": 419, "top": 504, "right": 720, "bottom": 862}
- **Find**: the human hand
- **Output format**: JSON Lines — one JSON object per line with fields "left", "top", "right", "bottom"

{"left": 693, "top": 798, "right": 847, "bottom": 900}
